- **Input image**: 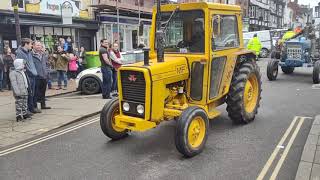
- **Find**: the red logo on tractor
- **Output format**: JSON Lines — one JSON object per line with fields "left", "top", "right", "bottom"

{"left": 128, "top": 75, "right": 137, "bottom": 82}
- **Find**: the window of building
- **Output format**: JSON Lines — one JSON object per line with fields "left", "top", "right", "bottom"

{"left": 249, "top": 6, "right": 256, "bottom": 18}
{"left": 264, "top": 10, "right": 267, "bottom": 21}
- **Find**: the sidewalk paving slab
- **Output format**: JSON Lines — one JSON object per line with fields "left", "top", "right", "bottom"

{"left": 0, "top": 86, "right": 107, "bottom": 149}
{"left": 296, "top": 115, "right": 320, "bottom": 180}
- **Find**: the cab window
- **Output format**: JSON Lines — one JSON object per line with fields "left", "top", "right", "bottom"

{"left": 212, "top": 15, "right": 239, "bottom": 51}
{"left": 156, "top": 10, "right": 205, "bottom": 53}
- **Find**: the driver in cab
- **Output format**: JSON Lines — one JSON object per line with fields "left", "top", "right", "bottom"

{"left": 189, "top": 20, "right": 205, "bottom": 52}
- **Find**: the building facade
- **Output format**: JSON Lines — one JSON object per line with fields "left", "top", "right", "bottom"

{"left": 93, "top": 0, "right": 154, "bottom": 52}
{"left": 0, "top": 0, "right": 98, "bottom": 53}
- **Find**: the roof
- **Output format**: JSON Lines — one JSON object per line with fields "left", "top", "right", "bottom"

{"left": 153, "top": 2, "right": 241, "bottom": 12}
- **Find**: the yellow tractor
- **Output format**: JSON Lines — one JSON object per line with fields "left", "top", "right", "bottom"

{"left": 100, "top": 1, "right": 262, "bottom": 157}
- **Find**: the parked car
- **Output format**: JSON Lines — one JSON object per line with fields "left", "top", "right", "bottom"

{"left": 76, "top": 50, "right": 144, "bottom": 95}
{"left": 243, "top": 30, "right": 272, "bottom": 58}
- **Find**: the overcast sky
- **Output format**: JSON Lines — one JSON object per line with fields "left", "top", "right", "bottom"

{"left": 299, "top": 0, "right": 319, "bottom": 8}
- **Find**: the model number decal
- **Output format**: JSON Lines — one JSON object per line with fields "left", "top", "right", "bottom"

{"left": 176, "top": 65, "right": 186, "bottom": 74}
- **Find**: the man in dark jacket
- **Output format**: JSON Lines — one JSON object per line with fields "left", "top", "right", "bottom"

{"left": 16, "top": 38, "right": 41, "bottom": 114}
{"left": 32, "top": 41, "right": 51, "bottom": 110}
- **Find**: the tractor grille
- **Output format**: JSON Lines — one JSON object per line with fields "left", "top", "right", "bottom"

{"left": 287, "top": 45, "right": 302, "bottom": 60}
{"left": 120, "top": 70, "right": 146, "bottom": 103}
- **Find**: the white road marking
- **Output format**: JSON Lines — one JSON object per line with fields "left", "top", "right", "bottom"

{"left": 257, "top": 116, "right": 312, "bottom": 180}
{"left": 0, "top": 117, "right": 99, "bottom": 157}
{"left": 270, "top": 117, "right": 305, "bottom": 180}
{"left": 256, "top": 116, "right": 299, "bottom": 180}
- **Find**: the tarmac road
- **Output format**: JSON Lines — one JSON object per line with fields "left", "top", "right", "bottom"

{"left": 1, "top": 59, "right": 320, "bottom": 180}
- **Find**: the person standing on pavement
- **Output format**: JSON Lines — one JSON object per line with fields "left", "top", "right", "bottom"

{"left": 0, "top": 55, "right": 4, "bottom": 92}
{"left": 32, "top": 41, "right": 51, "bottom": 110}
{"left": 99, "top": 39, "right": 113, "bottom": 99}
{"left": 9, "top": 59, "right": 32, "bottom": 121}
{"left": 109, "top": 42, "right": 123, "bottom": 97}
{"left": 247, "top": 33, "right": 262, "bottom": 60}
{"left": 53, "top": 46, "right": 69, "bottom": 90}
{"left": 79, "top": 46, "right": 86, "bottom": 72}
{"left": 3, "top": 46, "right": 15, "bottom": 90}
{"left": 16, "top": 38, "right": 41, "bottom": 114}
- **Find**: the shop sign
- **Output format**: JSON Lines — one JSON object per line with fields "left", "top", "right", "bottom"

{"left": 39, "top": 0, "right": 79, "bottom": 17}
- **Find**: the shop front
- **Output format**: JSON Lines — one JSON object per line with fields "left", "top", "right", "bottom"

{"left": 98, "top": 14, "right": 151, "bottom": 52}
{"left": 0, "top": 0, "right": 98, "bottom": 53}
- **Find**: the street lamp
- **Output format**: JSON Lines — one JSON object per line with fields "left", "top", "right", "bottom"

{"left": 61, "top": 1, "right": 73, "bottom": 25}
{"left": 11, "top": 0, "right": 21, "bottom": 45}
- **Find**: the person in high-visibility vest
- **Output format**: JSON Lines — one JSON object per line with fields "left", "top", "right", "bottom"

{"left": 279, "top": 28, "right": 296, "bottom": 45}
{"left": 247, "top": 33, "right": 262, "bottom": 57}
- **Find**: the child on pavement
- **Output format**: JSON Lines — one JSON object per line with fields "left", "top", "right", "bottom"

{"left": 9, "top": 59, "right": 32, "bottom": 121}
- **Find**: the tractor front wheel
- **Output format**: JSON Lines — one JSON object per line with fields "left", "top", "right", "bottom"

{"left": 281, "top": 67, "right": 295, "bottom": 74}
{"left": 100, "top": 99, "right": 128, "bottom": 140}
{"left": 175, "top": 106, "right": 209, "bottom": 158}
{"left": 267, "top": 59, "right": 279, "bottom": 81}
{"left": 313, "top": 61, "right": 320, "bottom": 84}
{"left": 226, "top": 61, "right": 262, "bottom": 124}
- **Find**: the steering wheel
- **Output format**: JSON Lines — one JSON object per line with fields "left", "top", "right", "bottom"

{"left": 177, "top": 40, "right": 188, "bottom": 48}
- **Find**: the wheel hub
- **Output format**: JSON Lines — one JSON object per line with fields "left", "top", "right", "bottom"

{"left": 244, "top": 75, "right": 259, "bottom": 113}
{"left": 188, "top": 117, "right": 205, "bottom": 148}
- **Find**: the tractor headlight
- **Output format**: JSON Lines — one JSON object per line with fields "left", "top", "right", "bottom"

{"left": 137, "top": 104, "right": 144, "bottom": 114}
{"left": 123, "top": 102, "right": 130, "bottom": 112}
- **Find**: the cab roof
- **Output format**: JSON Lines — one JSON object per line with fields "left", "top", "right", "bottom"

{"left": 154, "top": 2, "right": 241, "bottom": 12}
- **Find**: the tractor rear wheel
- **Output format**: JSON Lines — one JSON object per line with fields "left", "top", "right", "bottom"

{"left": 313, "top": 61, "right": 320, "bottom": 84}
{"left": 267, "top": 59, "right": 279, "bottom": 81}
{"left": 281, "top": 67, "right": 295, "bottom": 74}
{"left": 175, "top": 106, "right": 209, "bottom": 158}
{"left": 100, "top": 98, "right": 128, "bottom": 140}
{"left": 226, "top": 61, "right": 262, "bottom": 124}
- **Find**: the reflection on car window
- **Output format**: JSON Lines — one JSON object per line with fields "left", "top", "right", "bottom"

{"left": 156, "top": 10, "right": 205, "bottom": 53}
{"left": 212, "top": 15, "right": 239, "bottom": 50}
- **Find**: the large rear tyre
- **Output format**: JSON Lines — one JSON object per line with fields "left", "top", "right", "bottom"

{"left": 281, "top": 67, "right": 295, "bottom": 74}
{"left": 267, "top": 59, "right": 279, "bottom": 81}
{"left": 226, "top": 61, "right": 262, "bottom": 124}
{"left": 175, "top": 106, "right": 209, "bottom": 158}
{"left": 313, "top": 61, "right": 320, "bottom": 84}
{"left": 100, "top": 99, "right": 128, "bottom": 140}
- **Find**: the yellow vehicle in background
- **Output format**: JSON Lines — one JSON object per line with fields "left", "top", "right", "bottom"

{"left": 100, "top": 1, "right": 262, "bottom": 157}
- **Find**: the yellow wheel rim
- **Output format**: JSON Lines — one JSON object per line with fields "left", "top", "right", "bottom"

{"left": 244, "top": 74, "right": 259, "bottom": 113}
{"left": 187, "top": 116, "right": 206, "bottom": 148}
{"left": 111, "top": 107, "right": 126, "bottom": 132}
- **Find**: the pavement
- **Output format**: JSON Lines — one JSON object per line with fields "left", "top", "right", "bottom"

{"left": 295, "top": 115, "right": 320, "bottom": 180}
{"left": 0, "top": 59, "right": 320, "bottom": 179}
{"left": 0, "top": 81, "right": 107, "bottom": 148}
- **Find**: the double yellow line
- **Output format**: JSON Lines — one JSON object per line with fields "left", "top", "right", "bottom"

{"left": 257, "top": 116, "right": 311, "bottom": 180}
{"left": 0, "top": 117, "right": 100, "bottom": 157}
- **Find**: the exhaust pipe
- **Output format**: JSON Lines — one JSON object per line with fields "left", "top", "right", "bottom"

{"left": 143, "top": 48, "right": 150, "bottom": 66}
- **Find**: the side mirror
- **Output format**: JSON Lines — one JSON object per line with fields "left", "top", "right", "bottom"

{"left": 139, "top": 22, "right": 144, "bottom": 36}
